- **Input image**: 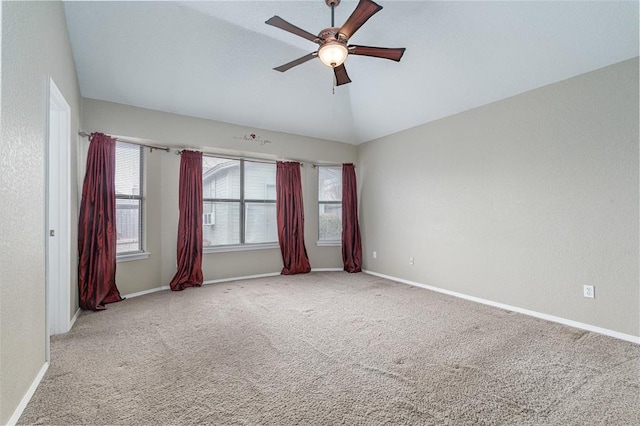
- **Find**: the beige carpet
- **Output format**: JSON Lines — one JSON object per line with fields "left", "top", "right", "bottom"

{"left": 19, "top": 272, "right": 639, "bottom": 425}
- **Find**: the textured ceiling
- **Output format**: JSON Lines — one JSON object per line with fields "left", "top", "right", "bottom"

{"left": 63, "top": 1, "right": 638, "bottom": 144}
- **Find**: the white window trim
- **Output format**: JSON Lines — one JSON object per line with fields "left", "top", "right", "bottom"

{"left": 115, "top": 142, "right": 145, "bottom": 255}
{"left": 317, "top": 165, "right": 343, "bottom": 243}
{"left": 316, "top": 240, "right": 341, "bottom": 247}
{"left": 117, "top": 252, "right": 151, "bottom": 263}
{"left": 204, "top": 242, "right": 280, "bottom": 254}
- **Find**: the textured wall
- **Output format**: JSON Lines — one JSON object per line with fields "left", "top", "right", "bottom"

{"left": 0, "top": 1, "right": 81, "bottom": 424}
{"left": 81, "top": 99, "right": 356, "bottom": 295}
{"left": 358, "top": 59, "right": 639, "bottom": 337}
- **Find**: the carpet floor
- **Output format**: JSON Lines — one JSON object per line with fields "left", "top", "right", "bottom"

{"left": 18, "top": 272, "right": 640, "bottom": 425}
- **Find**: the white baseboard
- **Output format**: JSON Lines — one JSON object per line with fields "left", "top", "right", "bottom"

{"left": 122, "top": 286, "right": 170, "bottom": 299}
{"left": 122, "top": 268, "right": 342, "bottom": 299}
{"left": 202, "top": 269, "right": 344, "bottom": 285}
{"left": 134, "top": 269, "right": 345, "bottom": 292}
{"left": 69, "top": 308, "right": 81, "bottom": 330}
{"left": 123, "top": 273, "right": 287, "bottom": 297}
{"left": 204, "top": 272, "right": 281, "bottom": 285}
{"left": 6, "top": 362, "right": 49, "bottom": 426}
{"left": 363, "top": 270, "right": 640, "bottom": 345}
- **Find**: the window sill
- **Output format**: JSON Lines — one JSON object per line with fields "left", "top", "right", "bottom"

{"left": 316, "top": 240, "right": 341, "bottom": 247}
{"left": 203, "top": 242, "right": 280, "bottom": 254}
{"left": 117, "top": 252, "right": 151, "bottom": 263}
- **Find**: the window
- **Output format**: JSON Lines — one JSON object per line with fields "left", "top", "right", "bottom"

{"left": 202, "top": 157, "right": 277, "bottom": 248}
{"left": 115, "top": 142, "right": 144, "bottom": 254}
{"left": 318, "top": 166, "right": 342, "bottom": 242}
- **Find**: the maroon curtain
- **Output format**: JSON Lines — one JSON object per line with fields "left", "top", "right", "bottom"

{"left": 276, "top": 162, "right": 311, "bottom": 275}
{"left": 77, "top": 133, "right": 123, "bottom": 310}
{"left": 342, "top": 163, "right": 362, "bottom": 273}
{"left": 170, "top": 150, "right": 204, "bottom": 291}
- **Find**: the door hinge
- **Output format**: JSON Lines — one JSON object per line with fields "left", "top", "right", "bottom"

{"left": 50, "top": 229, "right": 55, "bottom": 237}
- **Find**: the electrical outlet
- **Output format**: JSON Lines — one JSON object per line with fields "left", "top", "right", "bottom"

{"left": 409, "top": 257, "right": 414, "bottom": 265}
{"left": 583, "top": 285, "right": 595, "bottom": 298}
{"left": 372, "top": 251, "right": 377, "bottom": 259}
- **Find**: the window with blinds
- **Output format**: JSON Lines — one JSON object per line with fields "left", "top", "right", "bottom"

{"left": 115, "top": 142, "right": 144, "bottom": 254}
{"left": 318, "top": 166, "right": 342, "bottom": 241}
{"left": 202, "top": 157, "right": 277, "bottom": 247}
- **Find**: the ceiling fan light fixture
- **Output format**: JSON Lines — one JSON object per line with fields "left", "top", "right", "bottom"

{"left": 318, "top": 40, "right": 349, "bottom": 68}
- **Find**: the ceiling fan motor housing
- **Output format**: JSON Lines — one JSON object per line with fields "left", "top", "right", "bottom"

{"left": 318, "top": 27, "right": 347, "bottom": 44}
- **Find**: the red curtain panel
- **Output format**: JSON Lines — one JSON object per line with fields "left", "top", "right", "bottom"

{"left": 77, "top": 133, "right": 123, "bottom": 310}
{"left": 276, "top": 161, "right": 311, "bottom": 275}
{"left": 170, "top": 150, "right": 204, "bottom": 291}
{"left": 342, "top": 163, "right": 362, "bottom": 273}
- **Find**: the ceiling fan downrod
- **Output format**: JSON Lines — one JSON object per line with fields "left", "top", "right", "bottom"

{"left": 326, "top": 0, "right": 340, "bottom": 27}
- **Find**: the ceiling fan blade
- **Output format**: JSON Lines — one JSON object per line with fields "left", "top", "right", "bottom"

{"left": 265, "top": 16, "right": 319, "bottom": 43}
{"left": 334, "top": 64, "right": 352, "bottom": 86}
{"left": 339, "top": 0, "right": 383, "bottom": 40}
{"left": 349, "top": 45, "right": 406, "bottom": 62}
{"left": 274, "top": 52, "right": 317, "bottom": 72}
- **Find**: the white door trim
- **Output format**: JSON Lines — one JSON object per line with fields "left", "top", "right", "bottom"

{"left": 46, "top": 77, "right": 71, "bottom": 352}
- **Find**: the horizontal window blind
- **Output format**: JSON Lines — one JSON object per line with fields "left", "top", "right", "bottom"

{"left": 115, "top": 142, "right": 143, "bottom": 254}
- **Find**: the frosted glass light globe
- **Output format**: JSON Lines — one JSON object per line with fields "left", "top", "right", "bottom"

{"left": 318, "top": 42, "right": 348, "bottom": 68}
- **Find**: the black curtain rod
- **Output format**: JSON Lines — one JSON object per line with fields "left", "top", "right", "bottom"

{"left": 80, "top": 131, "right": 306, "bottom": 165}
{"left": 78, "top": 131, "right": 171, "bottom": 152}
{"left": 175, "top": 150, "right": 306, "bottom": 167}
{"left": 312, "top": 163, "right": 353, "bottom": 168}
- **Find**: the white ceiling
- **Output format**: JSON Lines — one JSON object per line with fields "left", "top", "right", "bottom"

{"left": 63, "top": 1, "right": 639, "bottom": 144}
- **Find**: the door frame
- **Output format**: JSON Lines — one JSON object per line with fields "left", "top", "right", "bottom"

{"left": 46, "top": 77, "right": 71, "bottom": 358}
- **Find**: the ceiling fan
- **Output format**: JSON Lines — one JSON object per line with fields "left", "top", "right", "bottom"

{"left": 266, "top": 0, "right": 406, "bottom": 86}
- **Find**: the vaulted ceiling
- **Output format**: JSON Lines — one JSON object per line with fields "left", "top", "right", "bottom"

{"left": 63, "top": 1, "right": 638, "bottom": 144}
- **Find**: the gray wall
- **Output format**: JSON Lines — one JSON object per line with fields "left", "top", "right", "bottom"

{"left": 81, "top": 99, "right": 357, "bottom": 296}
{"left": 0, "top": 1, "right": 81, "bottom": 423}
{"left": 1, "top": 5, "right": 635, "bottom": 422}
{"left": 358, "top": 58, "right": 639, "bottom": 337}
